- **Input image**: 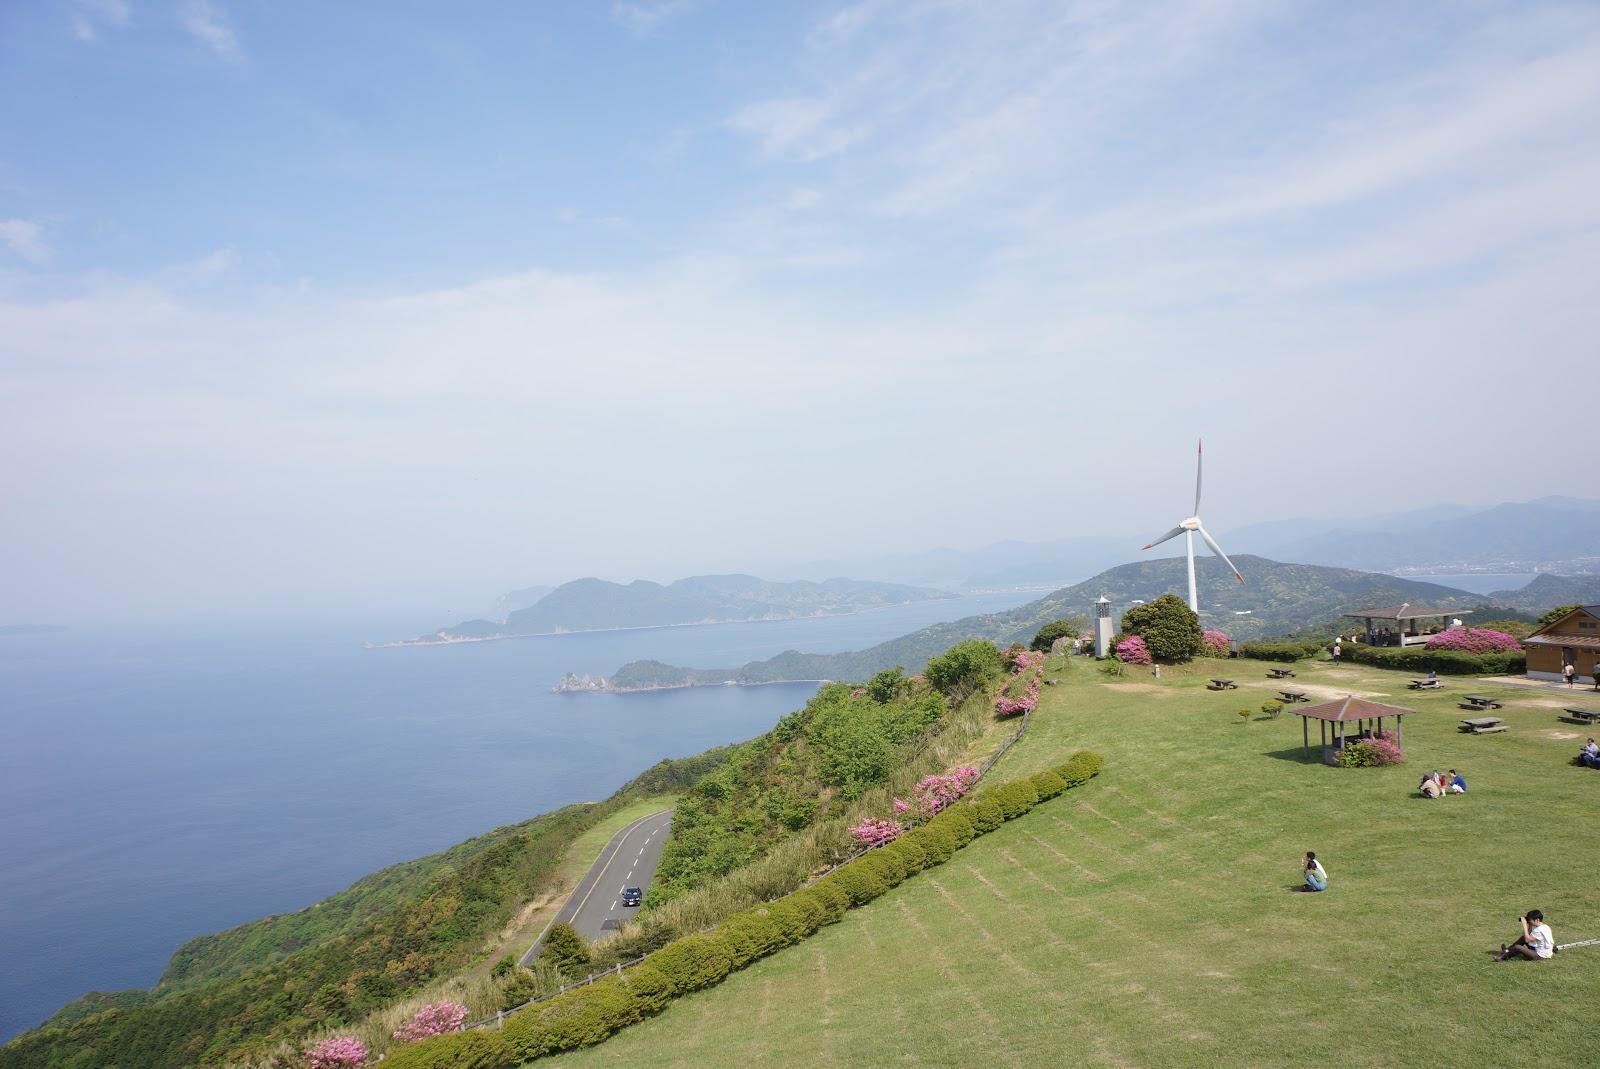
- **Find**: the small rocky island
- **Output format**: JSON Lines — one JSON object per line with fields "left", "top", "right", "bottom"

{"left": 552, "top": 673, "right": 609, "bottom": 693}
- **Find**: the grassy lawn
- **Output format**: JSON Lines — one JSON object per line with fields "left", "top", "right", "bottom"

{"left": 540, "top": 658, "right": 1600, "bottom": 1068}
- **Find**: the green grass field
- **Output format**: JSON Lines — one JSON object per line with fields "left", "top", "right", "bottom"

{"left": 541, "top": 657, "right": 1600, "bottom": 1068}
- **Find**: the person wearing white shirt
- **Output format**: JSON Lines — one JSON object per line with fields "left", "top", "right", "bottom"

{"left": 1581, "top": 738, "right": 1599, "bottom": 769}
{"left": 1499, "top": 910, "right": 1554, "bottom": 961}
{"left": 1302, "top": 851, "right": 1327, "bottom": 892}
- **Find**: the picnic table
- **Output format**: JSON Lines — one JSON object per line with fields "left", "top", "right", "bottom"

{"left": 1409, "top": 678, "right": 1443, "bottom": 690}
{"left": 1559, "top": 707, "right": 1600, "bottom": 725}
{"left": 1278, "top": 689, "right": 1309, "bottom": 703}
{"left": 1208, "top": 678, "right": 1237, "bottom": 691}
{"left": 1459, "top": 695, "right": 1503, "bottom": 711}
{"left": 1267, "top": 667, "right": 1296, "bottom": 679}
{"left": 1459, "top": 716, "right": 1506, "bottom": 735}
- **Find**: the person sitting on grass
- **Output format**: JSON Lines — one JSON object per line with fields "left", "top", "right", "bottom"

{"left": 1500, "top": 910, "right": 1554, "bottom": 961}
{"left": 1581, "top": 739, "right": 1599, "bottom": 769}
{"left": 1420, "top": 773, "right": 1443, "bottom": 799}
{"left": 1448, "top": 769, "right": 1466, "bottom": 794}
{"left": 1302, "top": 851, "right": 1328, "bottom": 892}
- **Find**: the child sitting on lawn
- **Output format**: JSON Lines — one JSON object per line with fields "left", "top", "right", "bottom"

{"left": 1500, "top": 910, "right": 1554, "bottom": 961}
{"left": 1302, "top": 851, "right": 1327, "bottom": 892}
{"left": 1419, "top": 773, "right": 1443, "bottom": 799}
{"left": 1448, "top": 769, "right": 1466, "bottom": 793}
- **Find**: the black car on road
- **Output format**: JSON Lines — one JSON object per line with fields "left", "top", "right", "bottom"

{"left": 621, "top": 887, "right": 643, "bottom": 907}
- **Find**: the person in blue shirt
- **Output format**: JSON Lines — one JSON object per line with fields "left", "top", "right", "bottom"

{"left": 1448, "top": 769, "right": 1466, "bottom": 794}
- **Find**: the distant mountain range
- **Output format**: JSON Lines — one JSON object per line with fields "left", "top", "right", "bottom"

{"left": 604, "top": 555, "right": 1500, "bottom": 690}
{"left": 769, "top": 496, "right": 1600, "bottom": 590}
{"left": 1487, "top": 572, "right": 1600, "bottom": 614}
{"left": 391, "top": 575, "right": 953, "bottom": 645}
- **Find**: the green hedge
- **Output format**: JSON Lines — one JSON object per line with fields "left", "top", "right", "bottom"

{"left": 382, "top": 751, "right": 1104, "bottom": 1069}
{"left": 1343, "top": 644, "right": 1526, "bottom": 675}
{"left": 1238, "top": 641, "right": 1325, "bottom": 662}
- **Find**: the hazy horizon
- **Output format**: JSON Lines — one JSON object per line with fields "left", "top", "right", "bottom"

{"left": 5, "top": 2, "right": 1598, "bottom": 623}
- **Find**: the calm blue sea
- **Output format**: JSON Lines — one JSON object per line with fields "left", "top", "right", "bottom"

{"left": 0, "top": 591, "right": 1035, "bottom": 1042}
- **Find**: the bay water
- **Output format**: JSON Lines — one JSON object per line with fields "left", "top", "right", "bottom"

{"left": 0, "top": 591, "right": 1035, "bottom": 1041}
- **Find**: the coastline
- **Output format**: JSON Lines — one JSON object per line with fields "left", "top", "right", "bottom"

{"left": 366, "top": 600, "right": 975, "bottom": 649}
{"left": 554, "top": 677, "right": 832, "bottom": 695}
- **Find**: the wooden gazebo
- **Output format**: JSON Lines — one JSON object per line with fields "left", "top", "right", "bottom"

{"left": 1342, "top": 603, "right": 1470, "bottom": 647}
{"left": 1291, "top": 695, "right": 1412, "bottom": 765}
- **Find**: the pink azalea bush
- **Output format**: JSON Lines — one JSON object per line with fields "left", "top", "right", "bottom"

{"left": 1004, "top": 646, "right": 1046, "bottom": 673}
{"left": 393, "top": 1001, "right": 469, "bottom": 1043}
{"left": 1115, "top": 634, "right": 1153, "bottom": 665}
{"left": 899, "top": 766, "right": 980, "bottom": 817}
{"left": 995, "top": 674, "right": 1040, "bottom": 717}
{"left": 1201, "top": 630, "right": 1231, "bottom": 657}
{"left": 848, "top": 817, "right": 905, "bottom": 847}
{"left": 306, "top": 1037, "right": 368, "bottom": 1069}
{"left": 1424, "top": 627, "right": 1521, "bottom": 654}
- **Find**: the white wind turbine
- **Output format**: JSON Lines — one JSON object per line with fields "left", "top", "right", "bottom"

{"left": 1141, "top": 439, "right": 1245, "bottom": 613}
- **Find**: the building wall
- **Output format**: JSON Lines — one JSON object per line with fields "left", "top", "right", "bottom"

{"left": 1527, "top": 644, "right": 1598, "bottom": 683}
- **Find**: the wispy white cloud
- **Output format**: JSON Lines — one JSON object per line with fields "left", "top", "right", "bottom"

{"left": 69, "top": 0, "right": 131, "bottom": 43}
{"left": 609, "top": 1, "right": 698, "bottom": 36}
{"left": 179, "top": 0, "right": 242, "bottom": 61}
{"left": 0, "top": 219, "right": 50, "bottom": 263}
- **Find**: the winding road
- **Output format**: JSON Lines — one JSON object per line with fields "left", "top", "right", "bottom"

{"left": 521, "top": 808, "right": 674, "bottom": 964}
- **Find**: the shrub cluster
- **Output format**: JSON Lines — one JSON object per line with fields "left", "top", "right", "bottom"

{"left": 1121, "top": 594, "right": 1203, "bottom": 663}
{"left": 382, "top": 753, "right": 1104, "bottom": 1069}
{"left": 1237, "top": 640, "right": 1324, "bottom": 662}
{"left": 1030, "top": 618, "right": 1085, "bottom": 652}
{"left": 1423, "top": 627, "right": 1522, "bottom": 654}
{"left": 1115, "top": 634, "right": 1153, "bottom": 665}
{"left": 1200, "top": 630, "right": 1231, "bottom": 657}
{"left": 1343, "top": 644, "right": 1526, "bottom": 675}
{"left": 1336, "top": 731, "right": 1404, "bottom": 767}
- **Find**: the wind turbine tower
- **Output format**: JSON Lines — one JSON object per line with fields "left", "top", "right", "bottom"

{"left": 1141, "top": 439, "right": 1246, "bottom": 613}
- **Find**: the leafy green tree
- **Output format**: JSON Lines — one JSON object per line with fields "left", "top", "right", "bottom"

{"left": 1121, "top": 594, "right": 1203, "bottom": 663}
{"left": 540, "top": 923, "right": 591, "bottom": 977}
{"left": 1539, "top": 604, "right": 1581, "bottom": 628}
{"left": 923, "top": 639, "right": 1005, "bottom": 699}
{"left": 1030, "top": 617, "right": 1085, "bottom": 652}
{"left": 866, "top": 666, "right": 907, "bottom": 703}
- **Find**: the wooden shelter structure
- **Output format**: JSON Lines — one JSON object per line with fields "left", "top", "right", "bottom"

{"left": 1522, "top": 605, "right": 1600, "bottom": 683}
{"left": 1342, "top": 603, "right": 1471, "bottom": 647}
{"left": 1291, "top": 695, "right": 1412, "bottom": 765}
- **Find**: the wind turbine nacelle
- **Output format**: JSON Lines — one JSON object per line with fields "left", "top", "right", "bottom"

{"left": 1181, "top": 518, "right": 1201, "bottom": 529}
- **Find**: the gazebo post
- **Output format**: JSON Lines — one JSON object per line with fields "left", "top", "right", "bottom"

{"left": 1397, "top": 715, "right": 1404, "bottom": 753}
{"left": 1303, "top": 715, "right": 1309, "bottom": 754}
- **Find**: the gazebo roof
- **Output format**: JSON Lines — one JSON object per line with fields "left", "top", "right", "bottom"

{"left": 1342, "top": 604, "right": 1472, "bottom": 621}
{"left": 1290, "top": 695, "right": 1414, "bottom": 723}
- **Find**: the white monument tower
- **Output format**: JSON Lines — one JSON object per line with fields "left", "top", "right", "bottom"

{"left": 1093, "top": 595, "right": 1115, "bottom": 658}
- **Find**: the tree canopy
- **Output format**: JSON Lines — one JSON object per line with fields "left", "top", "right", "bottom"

{"left": 1121, "top": 594, "right": 1203, "bottom": 662}
{"left": 1030, "top": 617, "right": 1085, "bottom": 652}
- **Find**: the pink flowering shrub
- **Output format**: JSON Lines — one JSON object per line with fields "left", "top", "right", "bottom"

{"left": 995, "top": 675, "right": 1040, "bottom": 717}
{"left": 393, "top": 1001, "right": 469, "bottom": 1042}
{"left": 1201, "top": 630, "right": 1231, "bottom": 657}
{"left": 848, "top": 817, "right": 905, "bottom": 847}
{"left": 306, "top": 1037, "right": 368, "bottom": 1069}
{"left": 1337, "top": 730, "right": 1404, "bottom": 768}
{"left": 1004, "top": 647, "right": 1046, "bottom": 673}
{"left": 849, "top": 687, "right": 867, "bottom": 698}
{"left": 1424, "top": 627, "right": 1521, "bottom": 654}
{"left": 1115, "top": 634, "right": 1153, "bottom": 665}
{"left": 899, "top": 766, "right": 980, "bottom": 817}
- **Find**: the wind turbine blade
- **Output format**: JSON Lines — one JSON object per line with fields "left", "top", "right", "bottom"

{"left": 1197, "top": 525, "right": 1245, "bottom": 584}
{"left": 1142, "top": 526, "right": 1186, "bottom": 550}
{"left": 1194, "top": 438, "right": 1203, "bottom": 516}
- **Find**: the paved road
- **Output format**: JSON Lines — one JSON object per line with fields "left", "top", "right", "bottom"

{"left": 522, "top": 808, "right": 674, "bottom": 963}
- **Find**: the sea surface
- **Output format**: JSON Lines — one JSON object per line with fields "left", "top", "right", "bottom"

{"left": 0, "top": 591, "right": 1037, "bottom": 1042}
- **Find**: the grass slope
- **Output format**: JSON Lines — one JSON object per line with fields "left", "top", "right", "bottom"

{"left": 544, "top": 657, "right": 1600, "bottom": 1068}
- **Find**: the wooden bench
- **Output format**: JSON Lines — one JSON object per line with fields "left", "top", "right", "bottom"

{"left": 1462, "top": 695, "right": 1503, "bottom": 710}
{"left": 1267, "top": 668, "right": 1296, "bottom": 679}
{"left": 1279, "top": 689, "right": 1309, "bottom": 703}
{"left": 1559, "top": 707, "right": 1600, "bottom": 725}
{"left": 1208, "top": 679, "right": 1237, "bottom": 691}
{"left": 1409, "top": 679, "right": 1443, "bottom": 690}
{"left": 1459, "top": 717, "right": 1505, "bottom": 735}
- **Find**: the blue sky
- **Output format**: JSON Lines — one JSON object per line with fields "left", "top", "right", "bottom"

{"left": 3, "top": 1, "right": 1598, "bottom": 621}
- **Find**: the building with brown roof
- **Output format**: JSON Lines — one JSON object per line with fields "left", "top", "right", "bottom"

{"left": 1522, "top": 605, "right": 1600, "bottom": 684}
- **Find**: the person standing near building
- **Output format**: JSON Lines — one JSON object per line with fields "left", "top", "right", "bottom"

{"left": 1564, "top": 662, "right": 1576, "bottom": 687}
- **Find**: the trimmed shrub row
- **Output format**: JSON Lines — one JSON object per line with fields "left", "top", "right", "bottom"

{"left": 382, "top": 752, "right": 1104, "bottom": 1069}
{"left": 1342, "top": 644, "right": 1526, "bottom": 676}
{"left": 1237, "top": 641, "right": 1325, "bottom": 662}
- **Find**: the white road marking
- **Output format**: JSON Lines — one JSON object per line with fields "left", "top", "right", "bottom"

{"left": 610, "top": 900, "right": 617, "bottom": 910}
